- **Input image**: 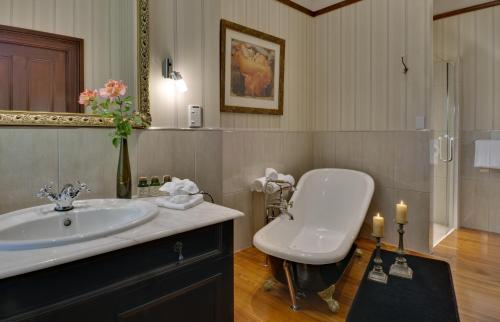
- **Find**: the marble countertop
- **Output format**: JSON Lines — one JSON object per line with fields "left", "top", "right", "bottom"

{"left": 0, "top": 200, "right": 244, "bottom": 280}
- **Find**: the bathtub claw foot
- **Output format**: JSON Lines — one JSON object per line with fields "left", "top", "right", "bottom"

{"left": 318, "top": 285, "right": 340, "bottom": 313}
{"left": 263, "top": 279, "right": 275, "bottom": 291}
{"left": 325, "top": 298, "right": 340, "bottom": 313}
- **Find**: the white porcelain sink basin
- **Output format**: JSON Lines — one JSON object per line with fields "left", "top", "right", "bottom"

{"left": 0, "top": 199, "right": 158, "bottom": 250}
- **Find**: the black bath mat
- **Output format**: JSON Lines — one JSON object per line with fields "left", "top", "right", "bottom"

{"left": 346, "top": 249, "right": 460, "bottom": 322}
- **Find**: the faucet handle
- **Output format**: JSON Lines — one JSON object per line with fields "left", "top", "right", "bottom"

{"left": 37, "top": 182, "right": 55, "bottom": 198}
{"left": 76, "top": 181, "right": 91, "bottom": 192}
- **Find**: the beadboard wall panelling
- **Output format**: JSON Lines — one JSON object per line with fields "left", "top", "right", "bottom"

{"left": 388, "top": 0, "right": 407, "bottom": 130}
{"left": 219, "top": 0, "right": 313, "bottom": 131}
{"left": 434, "top": 6, "right": 500, "bottom": 131}
{"left": 407, "top": 0, "right": 433, "bottom": 131}
{"left": 312, "top": 0, "right": 433, "bottom": 131}
{"left": 0, "top": 0, "right": 136, "bottom": 98}
{"left": 150, "top": 0, "right": 312, "bottom": 130}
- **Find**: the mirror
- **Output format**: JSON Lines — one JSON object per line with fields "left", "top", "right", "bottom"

{"left": 0, "top": 0, "right": 150, "bottom": 127}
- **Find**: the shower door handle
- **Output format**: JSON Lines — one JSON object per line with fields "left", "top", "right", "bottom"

{"left": 438, "top": 136, "right": 454, "bottom": 163}
{"left": 438, "top": 136, "right": 447, "bottom": 163}
{"left": 447, "top": 137, "right": 454, "bottom": 162}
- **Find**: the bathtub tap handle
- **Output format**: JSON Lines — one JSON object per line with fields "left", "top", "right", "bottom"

{"left": 281, "top": 201, "right": 294, "bottom": 220}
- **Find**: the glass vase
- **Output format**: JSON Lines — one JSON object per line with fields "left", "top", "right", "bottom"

{"left": 117, "top": 138, "right": 132, "bottom": 199}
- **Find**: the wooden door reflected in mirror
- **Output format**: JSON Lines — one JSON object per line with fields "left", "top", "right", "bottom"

{"left": 0, "top": 25, "right": 83, "bottom": 114}
{"left": 0, "top": 0, "right": 151, "bottom": 127}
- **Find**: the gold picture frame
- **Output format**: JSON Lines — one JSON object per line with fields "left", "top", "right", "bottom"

{"left": 220, "top": 19, "right": 285, "bottom": 115}
{"left": 0, "top": 0, "right": 151, "bottom": 127}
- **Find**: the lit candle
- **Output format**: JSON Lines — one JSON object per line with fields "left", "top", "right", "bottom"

{"left": 373, "top": 213, "right": 385, "bottom": 237}
{"left": 396, "top": 201, "right": 408, "bottom": 224}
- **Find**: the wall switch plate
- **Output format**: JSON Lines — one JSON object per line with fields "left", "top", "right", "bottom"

{"left": 188, "top": 105, "right": 202, "bottom": 128}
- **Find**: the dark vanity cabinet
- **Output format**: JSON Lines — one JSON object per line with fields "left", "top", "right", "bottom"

{"left": 0, "top": 221, "right": 234, "bottom": 322}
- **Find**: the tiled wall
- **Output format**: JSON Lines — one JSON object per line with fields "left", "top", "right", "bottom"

{"left": 1, "top": 126, "right": 434, "bottom": 253}
{"left": 0, "top": 128, "right": 222, "bottom": 215}
{"left": 222, "top": 130, "right": 313, "bottom": 251}
{"left": 0, "top": 126, "right": 312, "bottom": 252}
{"left": 312, "top": 130, "right": 432, "bottom": 253}
{"left": 460, "top": 130, "right": 500, "bottom": 234}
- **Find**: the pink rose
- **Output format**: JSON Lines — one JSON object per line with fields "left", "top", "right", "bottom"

{"left": 78, "top": 89, "right": 97, "bottom": 106}
{"left": 99, "top": 80, "right": 127, "bottom": 100}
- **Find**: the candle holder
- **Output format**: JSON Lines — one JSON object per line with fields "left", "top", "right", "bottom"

{"left": 367, "top": 236, "right": 388, "bottom": 284}
{"left": 389, "top": 223, "right": 413, "bottom": 279}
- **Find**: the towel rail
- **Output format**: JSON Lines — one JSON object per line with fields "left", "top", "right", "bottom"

{"left": 263, "top": 180, "right": 294, "bottom": 224}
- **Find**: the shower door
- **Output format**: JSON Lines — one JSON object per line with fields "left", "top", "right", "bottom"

{"left": 433, "top": 61, "right": 459, "bottom": 247}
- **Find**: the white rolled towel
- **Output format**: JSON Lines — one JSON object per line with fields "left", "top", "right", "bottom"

{"left": 277, "top": 174, "right": 295, "bottom": 186}
{"left": 265, "top": 168, "right": 279, "bottom": 180}
{"left": 160, "top": 177, "right": 199, "bottom": 195}
{"left": 250, "top": 177, "right": 280, "bottom": 194}
{"left": 154, "top": 194, "right": 204, "bottom": 210}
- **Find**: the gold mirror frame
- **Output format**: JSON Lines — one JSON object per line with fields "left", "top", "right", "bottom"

{"left": 0, "top": 0, "right": 151, "bottom": 128}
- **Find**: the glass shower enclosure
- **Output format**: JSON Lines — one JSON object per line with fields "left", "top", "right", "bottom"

{"left": 431, "top": 60, "right": 459, "bottom": 248}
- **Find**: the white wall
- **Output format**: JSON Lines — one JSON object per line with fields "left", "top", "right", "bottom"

{"left": 152, "top": 0, "right": 433, "bottom": 131}
{"left": 149, "top": 0, "right": 221, "bottom": 128}
{"left": 0, "top": 0, "right": 136, "bottom": 98}
{"left": 312, "top": 0, "right": 433, "bottom": 131}
{"left": 0, "top": 0, "right": 432, "bottom": 131}
{"left": 434, "top": 7, "right": 500, "bottom": 131}
{"left": 149, "top": 0, "right": 314, "bottom": 130}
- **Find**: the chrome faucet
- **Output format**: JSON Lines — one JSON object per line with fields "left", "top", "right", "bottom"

{"left": 280, "top": 200, "right": 294, "bottom": 220}
{"left": 37, "top": 182, "right": 90, "bottom": 212}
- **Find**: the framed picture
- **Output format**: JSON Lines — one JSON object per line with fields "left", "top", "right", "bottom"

{"left": 220, "top": 19, "right": 285, "bottom": 115}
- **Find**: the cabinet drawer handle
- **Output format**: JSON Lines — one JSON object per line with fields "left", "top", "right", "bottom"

{"left": 174, "top": 242, "right": 184, "bottom": 262}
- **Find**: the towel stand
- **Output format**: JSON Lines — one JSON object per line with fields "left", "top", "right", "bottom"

{"left": 263, "top": 179, "right": 294, "bottom": 224}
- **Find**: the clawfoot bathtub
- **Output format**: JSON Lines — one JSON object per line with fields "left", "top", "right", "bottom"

{"left": 253, "top": 169, "right": 374, "bottom": 312}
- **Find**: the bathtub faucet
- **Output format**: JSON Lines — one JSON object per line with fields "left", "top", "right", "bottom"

{"left": 280, "top": 200, "right": 294, "bottom": 220}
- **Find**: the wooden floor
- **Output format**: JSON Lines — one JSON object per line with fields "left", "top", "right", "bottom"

{"left": 234, "top": 228, "right": 500, "bottom": 322}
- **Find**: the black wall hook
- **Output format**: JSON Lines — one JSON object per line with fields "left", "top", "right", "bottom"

{"left": 401, "top": 56, "right": 409, "bottom": 74}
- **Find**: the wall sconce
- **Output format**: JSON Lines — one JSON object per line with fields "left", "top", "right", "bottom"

{"left": 162, "top": 57, "right": 188, "bottom": 93}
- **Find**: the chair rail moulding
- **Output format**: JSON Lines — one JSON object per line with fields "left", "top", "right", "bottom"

{"left": 0, "top": 0, "right": 151, "bottom": 128}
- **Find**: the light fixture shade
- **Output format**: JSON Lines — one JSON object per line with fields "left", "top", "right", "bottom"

{"left": 163, "top": 57, "right": 188, "bottom": 93}
{"left": 176, "top": 78, "right": 188, "bottom": 93}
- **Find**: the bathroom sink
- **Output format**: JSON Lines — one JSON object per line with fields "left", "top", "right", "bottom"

{"left": 0, "top": 199, "right": 158, "bottom": 250}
